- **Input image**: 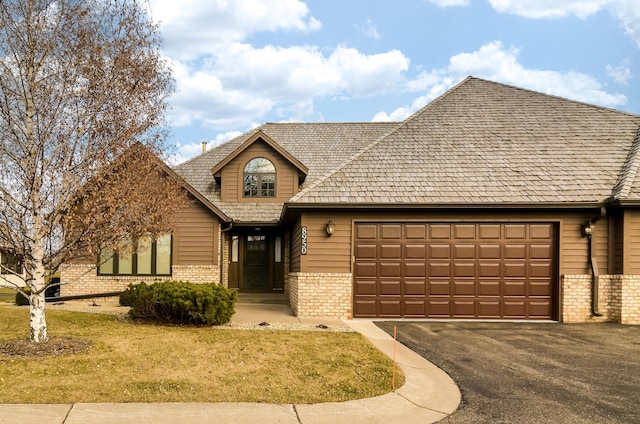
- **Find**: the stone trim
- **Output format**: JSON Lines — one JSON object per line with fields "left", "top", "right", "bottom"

{"left": 287, "top": 272, "right": 352, "bottom": 319}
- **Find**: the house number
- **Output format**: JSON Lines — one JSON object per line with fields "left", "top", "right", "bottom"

{"left": 301, "top": 226, "right": 307, "bottom": 255}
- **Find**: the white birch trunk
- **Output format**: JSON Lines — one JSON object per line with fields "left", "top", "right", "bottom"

{"left": 29, "top": 287, "right": 48, "bottom": 343}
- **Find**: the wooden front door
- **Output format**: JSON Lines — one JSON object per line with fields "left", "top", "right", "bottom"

{"left": 228, "top": 229, "right": 285, "bottom": 292}
{"left": 243, "top": 234, "right": 270, "bottom": 290}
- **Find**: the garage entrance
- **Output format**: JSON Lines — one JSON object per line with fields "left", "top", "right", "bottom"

{"left": 353, "top": 222, "right": 557, "bottom": 319}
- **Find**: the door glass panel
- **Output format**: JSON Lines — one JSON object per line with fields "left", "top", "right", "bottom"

{"left": 244, "top": 234, "right": 269, "bottom": 289}
{"left": 231, "top": 235, "right": 239, "bottom": 262}
{"left": 275, "top": 237, "right": 282, "bottom": 263}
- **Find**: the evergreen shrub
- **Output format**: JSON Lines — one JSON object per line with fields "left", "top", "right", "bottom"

{"left": 125, "top": 281, "right": 237, "bottom": 325}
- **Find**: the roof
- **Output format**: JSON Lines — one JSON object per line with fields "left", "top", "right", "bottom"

{"left": 290, "top": 77, "right": 640, "bottom": 206}
{"left": 175, "top": 77, "right": 640, "bottom": 223}
{"left": 174, "top": 122, "right": 399, "bottom": 222}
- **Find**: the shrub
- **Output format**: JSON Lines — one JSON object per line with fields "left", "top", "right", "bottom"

{"left": 119, "top": 282, "right": 149, "bottom": 307}
{"left": 128, "top": 281, "right": 237, "bottom": 326}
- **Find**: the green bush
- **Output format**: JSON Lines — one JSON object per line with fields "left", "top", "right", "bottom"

{"left": 119, "top": 282, "right": 150, "bottom": 307}
{"left": 127, "top": 281, "right": 237, "bottom": 326}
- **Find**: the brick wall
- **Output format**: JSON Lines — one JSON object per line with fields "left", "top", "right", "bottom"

{"left": 59, "top": 264, "right": 219, "bottom": 297}
{"left": 287, "top": 272, "right": 352, "bottom": 319}
{"left": 561, "top": 274, "right": 640, "bottom": 324}
{"left": 621, "top": 275, "right": 640, "bottom": 325}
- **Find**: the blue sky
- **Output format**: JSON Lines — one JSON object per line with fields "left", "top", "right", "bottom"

{"left": 147, "top": 0, "right": 640, "bottom": 164}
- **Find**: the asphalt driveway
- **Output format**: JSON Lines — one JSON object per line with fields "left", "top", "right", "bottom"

{"left": 375, "top": 322, "right": 640, "bottom": 424}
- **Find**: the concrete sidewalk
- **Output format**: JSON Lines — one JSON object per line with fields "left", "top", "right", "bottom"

{"left": 1, "top": 305, "right": 461, "bottom": 424}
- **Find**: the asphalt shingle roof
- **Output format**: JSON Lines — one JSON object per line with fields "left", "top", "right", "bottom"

{"left": 175, "top": 77, "right": 640, "bottom": 223}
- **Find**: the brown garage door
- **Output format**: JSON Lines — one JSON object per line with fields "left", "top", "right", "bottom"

{"left": 353, "top": 223, "right": 556, "bottom": 319}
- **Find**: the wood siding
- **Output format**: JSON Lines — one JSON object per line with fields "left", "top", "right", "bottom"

{"left": 290, "top": 217, "right": 303, "bottom": 272}
{"left": 220, "top": 140, "right": 298, "bottom": 202}
{"left": 627, "top": 209, "right": 640, "bottom": 274}
{"left": 298, "top": 210, "right": 609, "bottom": 276}
{"left": 174, "top": 200, "right": 219, "bottom": 266}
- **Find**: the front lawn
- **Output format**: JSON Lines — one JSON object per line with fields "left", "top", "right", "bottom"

{"left": 0, "top": 305, "right": 401, "bottom": 404}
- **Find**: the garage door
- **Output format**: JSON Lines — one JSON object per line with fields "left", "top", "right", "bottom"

{"left": 353, "top": 223, "right": 556, "bottom": 319}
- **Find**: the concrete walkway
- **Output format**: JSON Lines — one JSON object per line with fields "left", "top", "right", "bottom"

{"left": 1, "top": 303, "right": 461, "bottom": 424}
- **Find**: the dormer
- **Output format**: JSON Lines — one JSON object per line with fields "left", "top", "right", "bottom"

{"left": 211, "top": 130, "right": 308, "bottom": 203}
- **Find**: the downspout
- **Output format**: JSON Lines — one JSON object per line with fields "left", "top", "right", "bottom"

{"left": 581, "top": 207, "right": 606, "bottom": 317}
{"left": 220, "top": 221, "right": 234, "bottom": 287}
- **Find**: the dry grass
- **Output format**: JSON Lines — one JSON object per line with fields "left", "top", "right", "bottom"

{"left": 0, "top": 305, "right": 402, "bottom": 404}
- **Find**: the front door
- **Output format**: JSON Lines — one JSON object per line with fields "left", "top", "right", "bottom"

{"left": 243, "top": 234, "right": 269, "bottom": 290}
{"left": 228, "top": 229, "right": 285, "bottom": 291}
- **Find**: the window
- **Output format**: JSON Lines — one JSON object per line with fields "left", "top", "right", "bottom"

{"left": 244, "top": 157, "right": 276, "bottom": 198}
{"left": 98, "top": 234, "right": 172, "bottom": 276}
{"left": 1, "top": 251, "right": 23, "bottom": 275}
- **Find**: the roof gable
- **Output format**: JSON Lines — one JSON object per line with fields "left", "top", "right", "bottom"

{"left": 211, "top": 130, "right": 308, "bottom": 184}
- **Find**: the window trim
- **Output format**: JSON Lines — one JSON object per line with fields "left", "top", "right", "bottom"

{"left": 97, "top": 235, "right": 172, "bottom": 277}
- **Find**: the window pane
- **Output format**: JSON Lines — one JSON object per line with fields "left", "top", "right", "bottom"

{"left": 261, "top": 174, "right": 275, "bottom": 197}
{"left": 137, "top": 236, "right": 152, "bottom": 275}
{"left": 244, "top": 174, "right": 258, "bottom": 197}
{"left": 231, "top": 235, "right": 239, "bottom": 262}
{"left": 275, "top": 237, "right": 282, "bottom": 263}
{"left": 155, "top": 235, "right": 172, "bottom": 275}
{"left": 1, "top": 252, "right": 22, "bottom": 275}
{"left": 244, "top": 157, "right": 275, "bottom": 173}
{"left": 99, "top": 247, "right": 114, "bottom": 274}
{"left": 117, "top": 240, "right": 133, "bottom": 275}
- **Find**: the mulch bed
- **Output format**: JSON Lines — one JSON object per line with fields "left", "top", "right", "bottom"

{"left": 0, "top": 337, "right": 92, "bottom": 358}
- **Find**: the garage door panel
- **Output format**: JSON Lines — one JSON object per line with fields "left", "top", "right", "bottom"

{"left": 380, "top": 244, "right": 401, "bottom": 259}
{"left": 428, "top": 280, "right": 450, "bottom": 296}
{"left": 427, "top": 300, "right": 451, "bottom": 317}
{"left": 354, "top": 222, "right": 556, "bottom": 320}
{"left": 353, "top": 300, "right": 376, "bottom": 317}
{"left": 404, "top": 280, "right": 426, "bottom": 295}
{"left": 405, "top": 244, "right": 426, "bottom": 259}
{"left": 452, "top": 300, "right": 475, "bottom": 317}
{"left": 379, "top": 281, "right": 401, "bottom": 295}
{"left": 354, "top": 280, "right": 377, "bottom": 296}
{"left": 478, "top": 280, "right": 500, "bottom": 296}
{"left": 379, "top": 262, "right": 401, "bottom": 277}
{"left": 454, "top": 262, "right": 476, "bottom": 277}
{"left": 379, "top": 300, "right": 401, "bottom": 317}
{"left": 453, "top": 280, "right": 475, "bottom": 296}
{"left": 429, "top": 262, "right": 451, "bottom": 277}
{"left": 404, "top": 262, "right": 426, "bottom": 277}
{"left": 355, "top": 262, "right": 377, "bottom": 278}
{"left": 403, "top": 300, "right": 426, "bottom": 317}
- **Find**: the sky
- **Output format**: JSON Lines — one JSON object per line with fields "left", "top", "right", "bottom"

{"left": 146, "top": 0, "right": 640, "bottom": 164}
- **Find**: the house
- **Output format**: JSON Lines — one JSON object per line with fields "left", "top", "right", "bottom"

{"left": 60, "top": 77, "right": 640, "bottom": 324}
{"left": 0, "top": 248, "right": 25, "bottom": 288}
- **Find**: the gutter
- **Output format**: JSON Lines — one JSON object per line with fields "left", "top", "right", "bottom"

{"left": 581, "top": 207, "right": 607, "bottom": 317}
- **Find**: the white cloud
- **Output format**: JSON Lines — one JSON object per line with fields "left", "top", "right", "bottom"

{"left": 149, "top": 0, "right": 321, "bottom": 60}
{"left": 359, "top": 19, "right": 382, "bottom": 40}
{"left": 426, "top": 0, "right": 471, "bottom": 7}
{"left": 169, "top": 131, "right": 244, "bottom": 165}
{"left": 607, "top": 60, "right": 632, "bottom": 84}
{"left": 375, "top": 41, "right": 627, "bottom": 121}
{"left": 167, "top": 42, "right": 409, "bottom": 130}
{"left": 487, "top": 0, "right": 640, "bottom": 47}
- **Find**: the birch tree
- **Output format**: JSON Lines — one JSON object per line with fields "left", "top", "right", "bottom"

{"left": 0, "top": 0, "right": 180, "bottom": 343}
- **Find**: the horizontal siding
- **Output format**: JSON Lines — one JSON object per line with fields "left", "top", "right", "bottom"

{"left": 299, "top": 210, "right": 608, "bottom": 275}
{"left": 629, "top": 210, "right": 640, "bottom": 274}
{"left": 221, "top": 141, "right": 298, "bottom": 202}
{"left": 290, "top": 218, "right": 302, "bottom": 272}
{"left": 174, "top": 201, "right": 219, "bottom": 266}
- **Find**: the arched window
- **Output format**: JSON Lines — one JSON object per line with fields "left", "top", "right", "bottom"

{"left": 244, "top": 157, "right": 276, "bottom": 198}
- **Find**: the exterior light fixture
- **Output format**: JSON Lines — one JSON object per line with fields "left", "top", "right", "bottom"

{"left": 325, "top": 220, "right": 334, "bottom": 237}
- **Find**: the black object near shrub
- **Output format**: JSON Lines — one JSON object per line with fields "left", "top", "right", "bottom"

{"left": 121, "top": 281, "right": 237, "bottom": 325}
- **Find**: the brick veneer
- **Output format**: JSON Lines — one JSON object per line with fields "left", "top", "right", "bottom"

{"left": 59, "top": 264, "right": 219, "bottom": 297}
{"left": 562, "top": 274, "right": 640, "bottom": 324}
{"left": 287, "top": 272, "right": 352, "bottom": 319}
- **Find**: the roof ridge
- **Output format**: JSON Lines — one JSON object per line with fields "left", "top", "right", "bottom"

{"left": 611, "top": 124, "right": 640, "bottom": 200}
{"left": 288, "top": 122, "right": 405, "bottom": 202}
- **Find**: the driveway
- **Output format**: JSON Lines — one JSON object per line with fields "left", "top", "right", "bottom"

{"left": 375, "top": 322, "right": 640, "bottom": 424}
